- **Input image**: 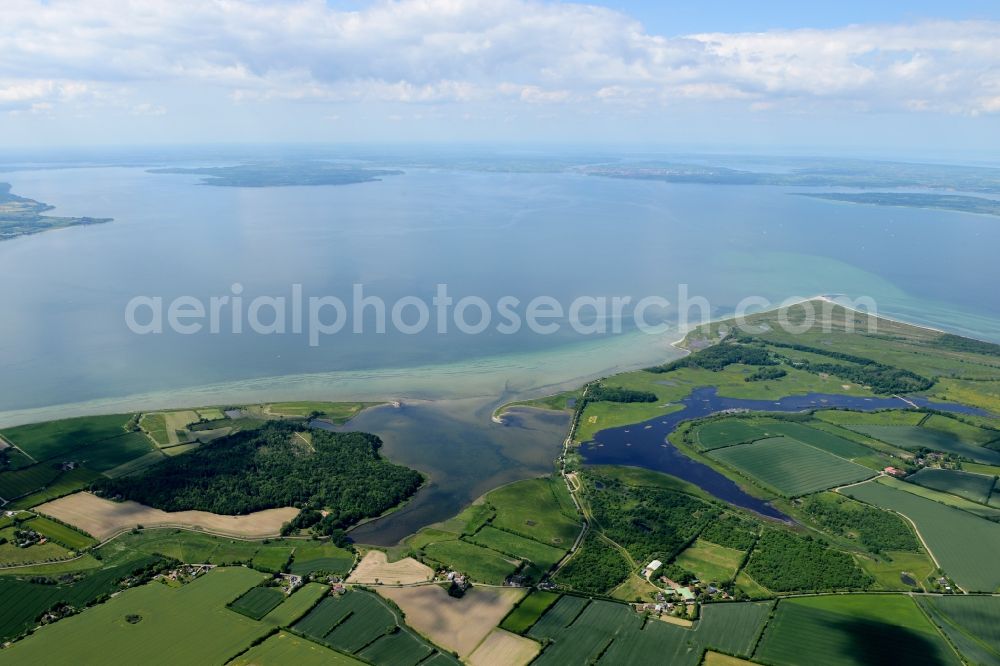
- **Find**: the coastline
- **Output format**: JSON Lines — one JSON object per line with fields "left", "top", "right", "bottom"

{"left": 0, "top": 294, "right": 973, "bottom": 431}
{"left": 0, "top": 328, "right": 678, "bottom": 429}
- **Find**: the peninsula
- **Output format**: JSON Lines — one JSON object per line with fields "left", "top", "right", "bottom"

{"left": 0, "top": 183, "right": 112, "bottom": 241}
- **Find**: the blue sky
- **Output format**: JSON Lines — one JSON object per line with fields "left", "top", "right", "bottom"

{"left": 1, "top": 0, "right": 998, "bottom": 156}
{"left": 595, "top": 1, "right": 1000, "bottom": 34}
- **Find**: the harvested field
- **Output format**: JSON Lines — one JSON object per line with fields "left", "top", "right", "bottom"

{"left": 346, "top": 549, "right": 433, "bottom": 585}
{"left": 36, "top": 491, "right": 297, "bottom": 540}
{"left": 376, "top": 584, "right": 525, "bottom": 657}
{"left": 468, "top": 628, "right": 541, "bottom": 666}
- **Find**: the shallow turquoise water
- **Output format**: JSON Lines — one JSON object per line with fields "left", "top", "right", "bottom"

{"left": 1, "top": 165, "right": 999, "bottom": 422}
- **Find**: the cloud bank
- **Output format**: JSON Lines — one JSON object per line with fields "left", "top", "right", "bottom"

{"left": 0, "top": 0, "right": 997, "bottom": 118}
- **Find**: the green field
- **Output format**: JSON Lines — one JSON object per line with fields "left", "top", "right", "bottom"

{"left": 0, "top": 567, "right": 271, "bottom": 665}
{"left": 0, "top": 414, "right": 136, "bottom": 461}
{"left": 486, "top": 477, "right": 581, "bottom": 547}
{"left": 229, "top": 585, "right": 286, "bottom": 619}
{"left": 288, "top": 542, "right": 355, "bottom": 576}
{"left": 313, "top": 594, "right": 396, "bottom": 652}
{"left": 529, "top": 596, "right": 771, "bottom": 665}
{"left": 266, "top": 401, "right": 378, "bottom": 423}
{"left": 844, "top": 479, "right": 1000, "bottom": 591}
{"left": 104, "top": 529, "right": 300, "bottom": 572}
{"left": 0, "top": 415, "right": 156, "bottom": 473}
{"left": 846, "top": 424, "right": 1000, "bottom": 464}
{"left": 709, "top": 436, "right": 875, "bottom": 497}
{"left": 465, "top": 525, "right": 565, "bottom": 571}
{"left": 875, "top": 475, "right": 1000, "bottom": 519}
{"left": 917, "top": 595, "right": 1000, "bottom": 666}
{"left": 674, "top": 539, "right": 745, "bottom": 584}
{"left": 403, "top": 476, "right": 577, "bottom": 584}
{"left": 499, "top": 590, "right": 561, "bottom": 634}
{"left": 754, "top": 595, "right": 959, "bottom": 666}
{"left": 103, "top": 450, "right": 167, "bottom": 478}
{"left": 231, "top": 631, "right": 362, "bottom": 665}
{"left": 759, "top": 421, "right": 872, "bottom": 459}
{"left": 922, "top": 415, "right": 999, "bottom": 444}
{"left": 0, "top": 446, "right": 34, "bottom": 471}
{"left": 261, "top": 582, "right": 329, "bottom": 626}
{"left": 292, "top": 590, "right": 456, "bottom": 664}
{"left": 693, "top": 601, "right": 775, "bottom": 658}
{"left": 24, "top": 515, "right": 96, "bottom": 550}
{"left": 908, "top": 468, "right": 996, "bottom": 504}
{"left": 531, "top": 598, "right": 693, "bottom": 666}
{"left": 0, "top": 551, "right": 163, "bottom": 642}
{"left": 497, "top": 389, "right": 582, "bottom": 417}
{"left": 139, "top": 413, "right": 170, "bottom": 447}
{"left": 422, "top": 539, "right": 517, "bottom": 584}
{"left": 0, "top": 463, "right": 62, "bottom": 499}
{"left": 814, "top": 410, "right": 926, "bottom": 427}
{"left": 356, "top": 628, "right": 433, "bottom": 665}
{"left": 694, "top": 419, "right": 770, "bottom": 450}
{"left": 856, "top": 550, "right": 937, "bottom": 591}
{"left": 0, "top": 526, "right": 74, "bottom": 564}
{"left": 252, "top": 545, "right": 294, "bottom": 572}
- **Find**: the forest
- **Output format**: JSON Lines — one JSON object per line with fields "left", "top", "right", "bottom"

{"left": 585, "top": 472, "right": 717, "bottom": 563}
{"left": 744, "top": 530, "right": 873, "bottom": 592}
{"left": 94, "top": 422, "right": 423, "bottom": 528}
{"left": 698, "top": 513, "right": 759, "bottom": 551}
{"left": 554, "top": 532, "right": 630, "bottom": 594}
{"left": 746, "top": 366, "right": 787, "bottom": 382}
{"left": 588, "top": 385, "right": 658, "bottom": 403}
{"left": 647, "top": 342, "right": 777, "bottom": 373}
{"left": 802, "top": 495, "right": 919, "bottom": 554}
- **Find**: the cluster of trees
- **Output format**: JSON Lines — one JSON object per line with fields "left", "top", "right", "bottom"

{"left": 745, "top": 367, "right": 787, "bottom": 382}
{"left": 588, "top": 385, "right": 658, "bottom": 403}
{"left": 280, "top": 509, "right": 351, "bottom": 544}
{"left": 799, "top": 361, "right": 932, "bottom": 394}
{"left": 760, "top": 339, "right": 934, "bottom": 394}
{"left": 698, "top": 513, "right": 759, "bottom": 551}
{"left": 659, "top": 561, "right": 696, "bottom": 585}
{"left": 647, "top": 342, "right": 777, "bottom": 373}
{"left": 934, "top": 333, "right": 1000, "bottom": 357}
{"left": 744, "top": 530, "right": 873, "bottom": 592}
{"left": 95, "top": 422, "right": 423, "bottom": 530}
{"left": 803, "top": 496, "right": 919, "bottom": 553}
{"left": 553, "top": 532, "right": 630, "bottom": 594}
{"left": 586, "top": 474, "right": 717, "bottom": 563}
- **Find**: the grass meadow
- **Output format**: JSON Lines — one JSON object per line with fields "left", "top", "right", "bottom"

{"left": 845, "top": 479, "right": 1000, "bottom": 592}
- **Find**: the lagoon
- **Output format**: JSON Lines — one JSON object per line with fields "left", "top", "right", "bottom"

{"left": 580, "top": 387, "right": 986, "bottom": 520}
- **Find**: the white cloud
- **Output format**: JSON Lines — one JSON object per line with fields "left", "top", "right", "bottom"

{"left": 0, "top": 79, "right": 91, "bottom": 110}
{"left": 0, "top": 0, "right": 997, "bottom": 115}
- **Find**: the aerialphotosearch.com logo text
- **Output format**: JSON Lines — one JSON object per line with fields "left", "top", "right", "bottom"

{"left": 124, "top": 283, "right": 878, "bottom": 347}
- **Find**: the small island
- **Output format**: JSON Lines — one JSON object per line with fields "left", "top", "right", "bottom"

{"left": 148, "top": 161, "right": 403, "bottom": 187}
{"left": 794, "top": 191, "right": 1000, "bottom": 217}
{"left": 0, "top": 183, "right": 112, "bottom": 241}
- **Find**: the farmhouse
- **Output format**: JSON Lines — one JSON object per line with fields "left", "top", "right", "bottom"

{"left": 884, "top": 466, "right": 907, "bottom": 478}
